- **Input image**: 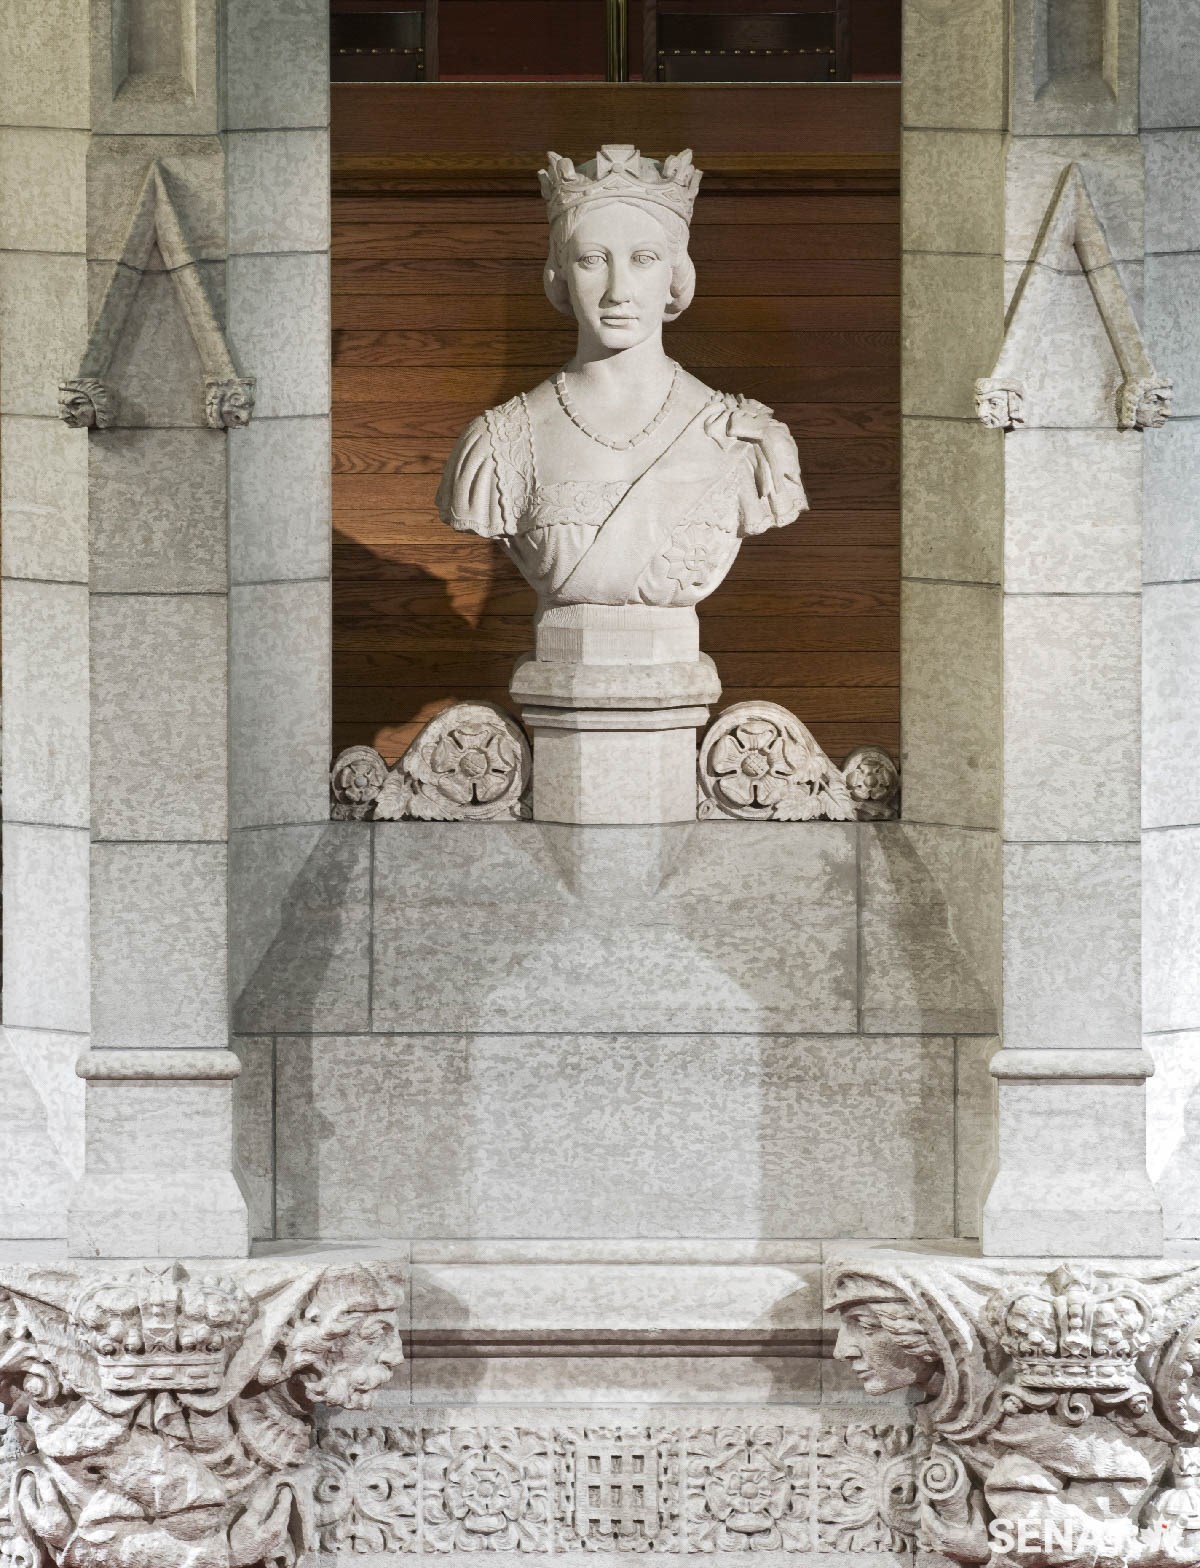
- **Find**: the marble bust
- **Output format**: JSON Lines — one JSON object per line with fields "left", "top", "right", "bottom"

{"left": 436, "top": 145, "right": 808, "bottom": 823}
{"left": 437, "top": 145, "right": 806, "bottom": 609}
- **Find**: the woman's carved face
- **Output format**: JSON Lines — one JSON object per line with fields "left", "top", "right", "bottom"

{"left": 564, "top": 201, "right": 676, "bottom": 351}
{"left": 833, "top": 1304, "right": 937, "bottom": 1395}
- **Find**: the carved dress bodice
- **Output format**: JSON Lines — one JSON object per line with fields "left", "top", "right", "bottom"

{"left": 436, "top": 370, "right": 807, "bottom": 609}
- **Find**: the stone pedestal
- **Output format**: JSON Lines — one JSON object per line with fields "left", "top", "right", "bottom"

{"left": 511, "top": 604, "right": 720, "bottom": 824}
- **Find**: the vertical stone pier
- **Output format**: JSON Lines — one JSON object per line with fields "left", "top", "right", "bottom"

{"left": 0, "top": 0, "right": 333, "bottom": 1257}
{"left": 902, "top": 0, "right": 1164, "bottom": 1254}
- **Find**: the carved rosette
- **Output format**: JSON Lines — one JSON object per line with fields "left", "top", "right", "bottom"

{"left": 698, "top": 702, "right": 856, "bottom": 822}
{"left": 422, "top": 1427, "right": 554, "bottom": 1551}
{"left": 0, "top": 1259, "right": 403, "bottom": 1568}
{"left": 685, "top": 1427, "right": 809, "bottom": 1551}
{"left": 841, "top": 745, "right": 901, "bottom": 822}
{"left": 330, "top": 703, "right": 532, "bottom": 823}
{"left": 826, "top": 1254, "right": 1200, "bottom": 1568}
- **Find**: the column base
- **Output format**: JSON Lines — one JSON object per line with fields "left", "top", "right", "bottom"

{"left": 521, "top": 705, "right": 709, "bottom": 824}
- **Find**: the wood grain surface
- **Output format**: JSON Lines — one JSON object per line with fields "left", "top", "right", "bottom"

{"left": 332, "top": 84, "right": 900, "bottom": 765}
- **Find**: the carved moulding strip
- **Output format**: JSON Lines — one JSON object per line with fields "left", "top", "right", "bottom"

{"left": 315, "top": 1415, "right": 928, "bottom": 1555}
{"left": 330, "top": 702, "right": 533, "bottom": 821}
{"left": 825, "top": 1249, "right": 1200, "bottom": 1568}
{"left": 57, "top": 161, "right": 254, "bottom": 432}
{"left": 974, "top": 162, "right": 1172, "bottom": 432}
{"left": 0, "top": 1257, "right": 403, "bottom": 1568}
{"left": 697, "top": 701, "right": 899, "bottom": 822}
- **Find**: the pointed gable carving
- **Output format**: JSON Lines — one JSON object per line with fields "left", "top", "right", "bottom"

{"left": 975, "top": 163, "right": 1170, "bottom": 432}
{"left": 58, "top": 162, "right": 254, "bottom": 432}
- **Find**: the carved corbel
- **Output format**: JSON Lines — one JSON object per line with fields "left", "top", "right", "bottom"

{"left": 58, "top": 162, "right": 255, "bottom": 432}
{"left": 826, "top": 1254, "right": 1200, "bottom": 1568}
{"left": 977, "top": 163, "right": 1172, "bottom": 433}
{"left": 0, "top": 1258, "right": 403, "bottom": 1568}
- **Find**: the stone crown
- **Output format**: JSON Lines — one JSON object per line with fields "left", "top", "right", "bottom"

{"left": 538, "top": 145, "right": 702, "bottom": 227}
{"left": 990, "top": 1265, "right": 1156, "bottom": 1378}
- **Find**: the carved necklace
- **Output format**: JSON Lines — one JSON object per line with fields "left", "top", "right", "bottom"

{"left": 554, "top": 362, "right": 681, "bottom": 451}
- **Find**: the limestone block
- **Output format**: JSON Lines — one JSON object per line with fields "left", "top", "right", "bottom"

{"left": 4, "top": 1025, "right": 85, "bottom": 1179}
{"left": 902, "top": 0, "right": 1006, "bottom": 131}
{"left": 0, "top": 415, "right": 88, "bottom": 582}
{"left": 1143, "top": 827, "right": 1200, "bottom": 1035}
{"left": 0, "top": 128, "right": 86, "bottom": 253}
{"left": 1003, "top": 595, "right": 1140, "bottom": 842}
{"left": 1146, "top": 1031, "right": 1200, "bottom": 1240}
{"left": 529, "top": 720, "right": 702, "bottom": 825}
{"left": 93, "top": 259, "right": 223, "bottom": 429}
{"left": 1003, "top": 428, "right": 1142, "bottom": 593}
{"left": 89, "top": 0, "right": 219, "bottom": 136}
{"left": 89, "top": 427, "right": 227, "bottom": 591}
{"left": 1146, "top": 253, "right": 1200, "bottom": 418}
{"left": 90, "top": 842, "right": 228, "bottom": 1052}
{"left": 1143, "top": 583, "right": 1200, "bottom": 831}
{"left": 1141, "top": 0, "right": 1200, "bottom": 129}
{"left": 902, "top": 130, "right": 1004, "bottom": 256}
{"left": 230, "top": 824, "right": 370, "bottom": 1034}
{"left": 464, "top": 1033, "right": 954, "bottom": 1240}
{"left": 1003, "top": 841, "right": 1140, "bottom": 1051}
{"left": 1005, "top": 138, "right": 1145, "bottom": 265}
{"left": 83, "top": 1074, "right": 235, "bottom": 1176}
{"left": 0, "top": 1030, "right": 73, "bottom": 1239}
{"left": 997, "top": 266, "right": 1133, "bottom": 428}
{"left": 90, "top": 593, "right": 227, "bottom": 841}
{"left": 860, "top": 824, "right": 1000, "bottom": 1035}
{"left": 226, "top": 252, "right": 329, "bottom": 419}
{"left": 1, "top": 580, "right": 89, "bottom": 828}
{"left": 86, "top": 136, "right": 226, "bottom": 267}
{"left": 0, "top": 0, "right": 89, "bottom": 128}
{"left": 232, "top": 1035, "right": 274, "bottom": 1240}
{"left": 371, "top": 823, "right": 858, "bottom": 1035}
{"left": 227, "top": 129, "right": 330, "bottom": 255}
{"left": 955, "top": 1036, "right": 997, "bottom": 1239}
{"left": 275, "top": 1034, "right": 470, "bottom": 1238}
{"left": 225, "top": 0, "right": 330, "bottom": 131}
{"left": 1145, "top": 131, "right": 1200, "bottom": 254}
{"left": 901, "top": 417, "right": 1002, "bottom": 585}
{"left": 1009, "top": 0, "right": 1139, "bottom": 136}
{"left": 229, "top": 415, "right": 331, "bottom": 584}
{"left": 70, "top": 1170, "right": 249, "bottom": 1258}
{"left": 2, "top": 824, "right": 90, "bottom": 1034}
{"left": 901, "top": 253, "right": 1005, "bottom": 420}
{"left": 900, "top": 581, "right": 1001, "bottom": 829}
{"left": 230, "top": 579, "right": 331, "bottom": 827}
{"left": 0, "top": 252, "right": 87, "bottom": 418}
{"left": 410, "top": 1354, "right": 819, "bottom": 1405}
{"left": 1144, "top": 421, "right": 1200, "bottom": 585}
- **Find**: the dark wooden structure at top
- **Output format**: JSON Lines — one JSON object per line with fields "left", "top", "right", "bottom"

{"left": 644, "top": 0, "right": 850, "bottom": 82}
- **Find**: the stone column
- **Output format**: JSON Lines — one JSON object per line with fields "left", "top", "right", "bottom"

{"left": 901, "top": 0, "right": 1162, "bottom": 1253}
{"left": 0, "top": 0, "right": 331, "bottom": 1257}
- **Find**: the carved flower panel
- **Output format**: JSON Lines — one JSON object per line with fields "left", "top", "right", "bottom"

{"left": 815, "top": 1421, "right": 920, "bottom": 1555}
{"left": 422, "top": 1427, "right": 554, "bottom": 1551}
{"left": 316, "top": 1426, "right": 419, "bottom": 1554}
{"left": 685, "top": 1426, "right": 810, "bottom": 1551}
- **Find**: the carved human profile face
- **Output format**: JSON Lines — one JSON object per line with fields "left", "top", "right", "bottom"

{"left": 564, "top": 201, "right": 677, "bottom": 353}
{"left": 833, "top": 1302, "right": 938, "bottom": 1395}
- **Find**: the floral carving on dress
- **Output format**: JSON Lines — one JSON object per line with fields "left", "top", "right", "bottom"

{"left": 698, "top": 701, "right": 856, "bottom": 821}
{"left": 816, "top": 1422, "right": 921, "bottom": 1554}
{"left": 685, "top": 1427, "right": 809, "bottom": 1551}
{"left": 316, "top": 1426, "right": 419, "bottom": 1554}
{"left": 423, "top": 1428, "right": 553, "bottom": 1551}
{"left": 485, "top": 395, "right": 537, "bottom": 533}
{"left": 841, "top": 745, "right": 901, "bottom": 822}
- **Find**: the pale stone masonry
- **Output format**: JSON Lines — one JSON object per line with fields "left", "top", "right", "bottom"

{"left": 2, "top": 1, "right": 1200, "bottom": 1565}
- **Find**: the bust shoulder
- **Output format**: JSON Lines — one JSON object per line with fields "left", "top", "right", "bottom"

{"left": 436, "top": 392, "right": 537, "bottom": 538}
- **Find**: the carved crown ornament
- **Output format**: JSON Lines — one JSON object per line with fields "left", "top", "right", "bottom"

{"left": 57, "top": 161, "right": 254, "bottom": 433}
{"left": 0, "top": 1258, "right": 403, "bottom": 1568}
{"left": 825, "top": 1253, "right": 1200, "bottom": 1568}
{"left": 331, "top": 699, "right": 899, "bottom": 824}
{"left": 975, "top": 162, "right": 1172, "bottom": 433}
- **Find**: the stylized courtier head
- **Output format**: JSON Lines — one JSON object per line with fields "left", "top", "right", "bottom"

{"left": 828, "top": 1271, "right": 942, "bottom": 1396}
{"left": 540, "top": 145, "right": 701, "bottom": 323}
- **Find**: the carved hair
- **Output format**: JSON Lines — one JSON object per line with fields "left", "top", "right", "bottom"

{"left": 866, "top": 1300, "right": 941, "bottom": 1367}
{"left": 543, "top": 198, "right": 696, "bottom": 323}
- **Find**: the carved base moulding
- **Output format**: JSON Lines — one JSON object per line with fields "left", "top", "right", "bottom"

{"left": 330, "top": 701, "right": 899, "bottom": 825}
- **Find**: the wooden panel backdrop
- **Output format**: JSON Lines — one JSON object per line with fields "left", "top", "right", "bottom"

{"left": 332, "top": 83, "right": 900, "bottom": 764}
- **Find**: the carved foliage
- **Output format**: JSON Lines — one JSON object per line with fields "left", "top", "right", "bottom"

{"left": 316, "top": 1426, "right": 419, "bottom": 1554}
{"left": 685, "top": 1426, "right": 809, "bottom": 1551}
{"left": 423, "top": 1427, "right": 554, "bottom": 1551}
{"left": 0, "top": 1261, "right": 403, "bottom": 1568}
{"left": 698, "top": 701, "right": 856, "bottom": 822}
{"left": 331, "top": 703, "right": 532, "bottom": 823}
{"left": 816, "top": 1421, "right": 920, "bottom": 1553}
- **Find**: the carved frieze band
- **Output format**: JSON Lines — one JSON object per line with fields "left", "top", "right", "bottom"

{"left": 332, "top": 700, "right": 899, "bottom": 823}
{"left": 315, "top": 1418, "right": 922, "bottom": 1555}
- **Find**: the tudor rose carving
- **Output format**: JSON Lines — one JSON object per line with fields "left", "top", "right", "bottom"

{"left": 0, "top": 1259, "right": 403, "bottom": 1568}
{"left": 436, "top": 145, "right": 807, "bottom": 825}
{"left": 826, "top": 1253, "right": 1200, "bottom": 1567}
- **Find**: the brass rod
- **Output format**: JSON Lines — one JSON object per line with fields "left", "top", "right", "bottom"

{"left": 605, "top": 0, "right": 629, "bottom": 81}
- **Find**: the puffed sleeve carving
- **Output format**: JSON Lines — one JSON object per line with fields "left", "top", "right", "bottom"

{"left": 701, "top": 393, "right": 808, "bottom": 537}
{"left": 436, "top": 415, "right": 505, "bottom": 538}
